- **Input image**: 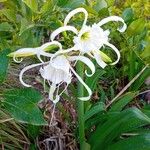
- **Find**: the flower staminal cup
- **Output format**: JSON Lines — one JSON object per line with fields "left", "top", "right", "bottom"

{"left": 50, "top": 7, "right": 127, "bottom": 68}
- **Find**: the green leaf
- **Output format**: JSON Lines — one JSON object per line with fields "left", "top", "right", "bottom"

{"left": 57, "top": 0, "right": 85, "bottom": 9}
{"left": 0, "top": 0, "right": 7, "bottom": 2}
{"left": 82, "top": 141, "right": 91, "bottom": 150}
{"left": 22, "top": 0, "right": 38, "bottom": 12}
{"left": 110, "top": 92, "right": 137, "bottom": 112}
{"left": 3, "top": 88, "right": 47, "bottom": 126}
{"left": 0, "top": 22, "right": 13, "bottom": 32}
{"left": 140, "top": 44, "right": 150, "bottom": 65}
{"left": 127, "top": 18, "right": 145, "bottom": 36}
{"left": 0, "top": 49, "right": 10, "bottom": 83}
{"left": 84, "top": 102, "right": 105, "bottom": 121}
{"left": 106, "top": 133, "right": 150, "bottom": 150}
{"left": 132, "top": 67, "right": 150, "bottom": 91}
{"left": 89, "top": 108, "right": 150, "bottom": 150}
{"left": 93, "top": 0, "right": 107, "bottom": 12}
{"left": 0, "top": 9, "right": 16, "bottom": 22}
{"left": 19, "top": 18, "right": 35, "bottom": 36}
{"left": 122, "top": 8, "right": 134, "bottom": 23}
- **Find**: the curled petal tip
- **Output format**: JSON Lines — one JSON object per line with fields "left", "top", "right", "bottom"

{"left": 50, "top": 26, "right": 78, "bottom": 41}
{"left": 117, "top": 22, "right": 127, "bottom": 32}
{"left": 85, "top": 70, "right": 94, "bottom": 77}
{"left": 64, "top": 7, "right": 88, "bottom": 27}
{"left": 78, "top": 96, "right": 91, "bottom": 101}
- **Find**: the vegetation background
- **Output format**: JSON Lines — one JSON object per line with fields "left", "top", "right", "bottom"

{"left": 0, "top": 0, "right": 150, "bottom": 149}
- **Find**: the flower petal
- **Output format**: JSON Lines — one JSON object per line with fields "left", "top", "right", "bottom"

{"left": 8, "top": 48, "right": 38, "bottom": 58}
{"left": 49, "top": 83, "right": 56, "bottom": 101}
{"left": 70, "top": 66, "right": 92, "bottom": 101}
{"left": 19, "top": 62, "right": 46, "bottom": 87}
{"left": 104, "top": 42, "right": 120, "bottom": 65}
{"left": 13, "top": 54, "right": 23, "bottom": 63}
{"left": 64, "top": 7, "right": 88, "bottom": 28}
{"left": 98, "top": 16, "right": 127, "bottom": 32}
{"left": 40, "top": 41, "right": 62, "bottom": 51}
{"left": 92, "top": 50, "right": 107, "bottom": 69}
{"left": 68, "top": 56, "right": 95, "bottom": 77}
{"left": 51, "top": 46, "right": 77, "bottom": 60}
{"left": 99, "top": 51, "right": 112, "bottom": 63}
{"left": 37, "top": 41, "right": 62, "bottom": 62}
{"left": 50, "top": 26, "right": 78, "bottom": 41}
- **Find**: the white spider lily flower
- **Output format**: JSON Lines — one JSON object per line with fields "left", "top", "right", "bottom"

{"left": 50, "top": 7, "right": 127, "bottom": 68}
{"left": 8, "top": 41, "right": 62, "bottom": 63}
{"left": 19, "top": 54, "right": 95, "bottom": 103}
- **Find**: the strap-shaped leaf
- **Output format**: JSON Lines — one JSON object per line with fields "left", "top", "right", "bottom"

{"left": 110, "top": 92, "right": 137, "bottom": 112}
{"left": 89, "top": 108, "right": 150, "bottom": 150}
{"left": 106, "top": 133, "right": 150, "bottom": 150}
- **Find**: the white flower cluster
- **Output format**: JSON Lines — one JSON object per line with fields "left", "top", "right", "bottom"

{"left": 10, "top": 8, "right": 127, "bottom": 104}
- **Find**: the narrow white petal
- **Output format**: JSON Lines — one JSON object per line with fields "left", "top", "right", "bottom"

{"left": 11, "top": 48, "right": 38, "bottom": 57}
{"left": 19, "top": 62, "right": 46, "bottom": 87}
{"left": 49, "top": 83, "right": 56, "bottom": 101}
{"left": 53, "top": 95, "right": 60, "bottom": 104}
{"left": 68, "top": 56, "right": 95, "bottom": 77}
{"left": 50, "top": 26, "right": 78, "bottom": 41}
{"left": 70, "top": 66, "right": 92, "bottom": 101}
{"left": 87, "top": 52, "right": 95, "bottom": 58}
{"left": 37, "top": 50, "right": 53, "bottom": 63}
{"left": 104, "top": 42, "right": 120, "bottom": 65}
{"left": 37, "top": 41, "right": 62, "bottom": 62}
{"left": 13, "top": 54, "right": 23, "bottom": 63}
{"left": 51, "top": 46, "right": 77, "bottom": 60}
{"left": 64, "top": 7, "right": 88, "bottom": 28}
{"left": 98, "top": 16, "right": 127, "bottom": 32}
{"left": 93, "top": 50, "right": 107, "bottom": 69}
{"left": 40, "top": 41, "right": 62, "bottom": 51}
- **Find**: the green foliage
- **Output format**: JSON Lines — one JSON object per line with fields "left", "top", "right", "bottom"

{"left": 0, "top": 49, "right": 10, "bottom": 83}
{"left": 3, "top": 88, "right": 47, "bottom": 125}
{"left": 110, "top": 92, "right": 137, "bottom": 111}
{"left": 106, "top": 133, "right": 150, "bottom": 150}
{"left": 87, "top": 107, "right": 150, "bottom": 150}
{"left": 0, "top": 109, "right": 29, "bottom": 149}
{"left": 0, "top": 0, "right": 150, "bottom": 149}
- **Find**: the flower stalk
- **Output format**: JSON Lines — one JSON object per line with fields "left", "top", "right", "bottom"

{"left": 76, "top": 61, "right": 85, "bottom": 149}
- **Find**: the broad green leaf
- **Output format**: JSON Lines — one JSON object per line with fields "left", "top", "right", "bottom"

{"left": 89, "top": 108, "right": 150, "bottom": 150}
{"left": 140, "top": 44, "right": 150, "bottom": 65}
{"left": 0, "top": 22, "right": 13, "bottom": 32}
{"left": 127, "top": 18, "right": 145, "bottom": 36}
{"left": 93, "top": 0, "right": 107, "bottom": 12}
{"left": 0, "top": 49, "right": 10, "bottom": 83}
{"left": 122, "top": 8, "right": 134, "bottom": 23}
{"left": 57, "top": 0, "right": 85, "bottom": 9}
{"left": 84, "top": 102, "right": 105, "bottom": 121}
{"left": 3, "top": 88, "right": 47, "bottom": 126}
{"left": 40, "top": 0, "right": 55, "bottom": 14}
{"left": 110, "top": 92, "right": 137, "bottom": 111}
{"left": 106, "top": 133, "right": 150, "bottom": 150}
{"left": 22, "top": 0, "right": 38, "bottom": 12}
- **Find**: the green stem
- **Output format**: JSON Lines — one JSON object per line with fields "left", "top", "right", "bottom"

{"left": 76, "top": 61, "right": 85, "bottom": 149}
